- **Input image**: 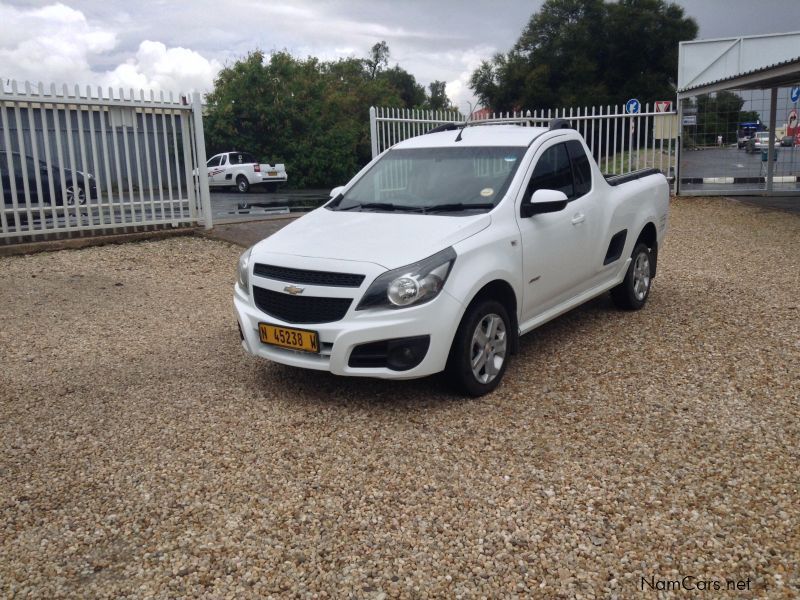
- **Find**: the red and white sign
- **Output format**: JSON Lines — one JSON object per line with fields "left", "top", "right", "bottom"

{"left": 655, "top": 101, "right": 672, "bottom": 113}
{"left": 788, "top": 108, "right": 798, "bottom": 139}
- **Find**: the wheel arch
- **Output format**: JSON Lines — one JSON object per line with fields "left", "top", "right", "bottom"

{"left": 461, "top": 279, "right": 520, "bottom": 355}
{"left": 636, "top": 221, "right": 659, "bottom": 277}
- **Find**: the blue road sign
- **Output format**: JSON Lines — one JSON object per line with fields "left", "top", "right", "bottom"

{"left": 625, "top": 98, "right": 641, "bottom": 114}
{"left": 791, "top": 87, "right": 800, "bottom": 103}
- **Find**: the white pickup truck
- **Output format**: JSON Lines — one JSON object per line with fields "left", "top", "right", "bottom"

{"left": 233, "top": 120, "right": 669, "bottom": 396}
{"left": 205, "top": 151, "right": 287, "bottom": 193}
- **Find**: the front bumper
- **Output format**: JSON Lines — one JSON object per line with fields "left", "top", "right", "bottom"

{"left": 233, "top": 283, "right": 463, "bottom": 380}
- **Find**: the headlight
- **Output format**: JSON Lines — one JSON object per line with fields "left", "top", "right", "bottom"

{"left": 356, "top": 247, "right": 456, "bottom": 310}
{"left": 237, "top": 247, "right": 252, "bottom": 292}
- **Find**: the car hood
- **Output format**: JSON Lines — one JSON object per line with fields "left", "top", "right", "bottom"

{"left": 254, "top": 207, "right": 492, "bottom": 270}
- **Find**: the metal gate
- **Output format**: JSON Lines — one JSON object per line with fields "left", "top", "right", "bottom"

{"left": 677, "top": 86, "right": 800, "bottom": 195}
{"left": 0, "top": 80, "right": 212, "bottom": 240}
{"left": 369, "top": 105, "right": 678, "bottom": 183}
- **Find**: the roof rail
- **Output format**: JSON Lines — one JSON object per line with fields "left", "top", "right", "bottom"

{"left": 424, "top": 123, "right": 459, "bottom": 134}
{"left": 549, "top": 118, "right": 572, "bottom": 130}
{"left": 423, "top": 116, "right": 571, "bottom": 135}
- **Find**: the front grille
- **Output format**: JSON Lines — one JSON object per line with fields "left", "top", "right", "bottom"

{"left": 253, "top": 286, "right": 352, "bottom": 324}
{"left": 253, "top": 263, "right": 365, "bottom": 288}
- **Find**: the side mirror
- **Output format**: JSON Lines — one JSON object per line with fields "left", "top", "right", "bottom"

{"left": 330, "top": 186, "right": 345, "bottom": 198}
{"left": 521, "top": 189, "right": 568, "bottom": 218}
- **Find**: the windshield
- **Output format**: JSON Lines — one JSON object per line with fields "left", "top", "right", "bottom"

{"left": 330, "top": 146, "right": 526, "bottom": 214}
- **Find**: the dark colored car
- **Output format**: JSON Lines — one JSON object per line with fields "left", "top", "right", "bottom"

{"left": 1, "top": 150, "right": 96, "bottom": 207}
{"left": 780, "top": 135, "right": 795, "bottom": 147}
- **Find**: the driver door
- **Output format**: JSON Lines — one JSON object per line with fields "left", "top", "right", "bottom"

{"left": 516, "top": 140, "right": 597, "bottom": 323}
{"left": 206, "top": 154, "right": 224, "bottom": 185}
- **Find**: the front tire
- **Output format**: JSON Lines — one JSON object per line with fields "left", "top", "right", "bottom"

{"left": 611, "top": 242, "right": 653, "bottom": 310}
{"left": 236, "top": 175, "right": 250, "bottom": 193}
{"left": 446, "top": 299, "right": 511, "bottom": 397}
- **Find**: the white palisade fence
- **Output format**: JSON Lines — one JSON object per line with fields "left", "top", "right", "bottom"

{"left": 0, "top": 79, "right": 212, "bottom": 240}
{"left": 370, "top": 105, "right": 678, "bottom": 178}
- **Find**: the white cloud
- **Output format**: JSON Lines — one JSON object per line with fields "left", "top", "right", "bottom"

{"left": 0, "top": 2, "right": 220, "bottom": 96}
{"left": 0, "top": 2, "right": 116, "bottom": 85}
{"left": 103, "top": 41, "right": 222, "bottom": 96}
{"left": 0, "top": 0, "right": 495, "bottom": 106}
{"left": 445, "top": 45, "right": 497, "bottom": 113}
{"left": 396, "top": 44, "right": 495, "bottom": 114}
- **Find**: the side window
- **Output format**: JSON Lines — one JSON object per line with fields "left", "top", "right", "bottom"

{"left": 12, "top": 154, "right": 24, "bottom": 177}
{"left": 566, "top": 140, "right": 592, "bottom": 198}
{"left": 207, "top": 155, "right": 221, "bottom": 167}
{"left": 220, "top": 154, "right": 228, "bottom": 166}
{"left": 526, "top": 143, "right": 574, "bottom": 200}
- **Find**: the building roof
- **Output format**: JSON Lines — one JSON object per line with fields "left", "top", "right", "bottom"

{"left": 678, "top": 31, "right": 800, "bottom": 97}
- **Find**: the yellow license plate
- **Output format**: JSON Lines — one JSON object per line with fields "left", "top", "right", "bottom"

{"left": 259, "top": 323, "right": 319, "bottom": 353}
{"left": 267, "top": 171, "right": 278, "bottom": 176}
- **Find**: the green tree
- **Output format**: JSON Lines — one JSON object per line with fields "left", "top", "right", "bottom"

{"left": 470, "top": 0, "right": 698, "bottom": 111}
{"left": 693, "top": 91, "right": 759, "bottom": 146}
{"left": 378, "top": 66, "right": 426, "bottom": 108}
{"left": 204, "top": 50, "right": 401, "bottom": 188}
{"left": 426, "top": 80, "right": 452, "bottom": 111}
{"left": 365, "top": 41, "right": 390, "bottom": 79}
{"left": 204, "top": 43, "right": 458, "bottom": 188}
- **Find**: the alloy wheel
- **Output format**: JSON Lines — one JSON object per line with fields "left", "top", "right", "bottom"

{"left": 470, "top": 313, "right": 507, "bottom": 384}
{"left": 66, "top": 186, "right": 86, "bottom": 206}
{"left": 632, "top": 251, "right": 651, "bottom": 301}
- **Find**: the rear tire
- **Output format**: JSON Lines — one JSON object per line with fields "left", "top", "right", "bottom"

{"left": 65, "top": 185, "right": 86, "bottom": 206}
{"left": 236, "top": 175, "right": 250, "bottom": 193}
{"left": 610, "top": 242, "right": 653, "bottom": 310}
{"left": 446, "top": 299, "right": 511, "bottom": 397}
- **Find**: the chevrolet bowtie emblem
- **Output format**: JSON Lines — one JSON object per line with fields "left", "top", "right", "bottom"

{"left": 283, "top": 285, "right": 305, "bottom": 295}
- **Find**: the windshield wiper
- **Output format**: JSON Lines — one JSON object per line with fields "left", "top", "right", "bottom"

{"left": 338, "top": 202, "right": 424, "bottom": 212}
{"left": 424, "top": 202, "right": 495, "bottom": 213}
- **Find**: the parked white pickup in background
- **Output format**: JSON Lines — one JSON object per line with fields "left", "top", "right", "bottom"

{"left": 205, "top": 151, "right": 287, "bottom": 193}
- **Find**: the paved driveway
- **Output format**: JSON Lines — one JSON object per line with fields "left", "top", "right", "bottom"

{"left": 210, "top": 188, "right": 330, "bottom": 223}
{"left": 681, "top": 145, "right": 800, "bottom": 179}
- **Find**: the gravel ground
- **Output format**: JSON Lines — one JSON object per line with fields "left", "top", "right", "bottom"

{"left": 1, "top": 197, "right": 798, "bottom": 598}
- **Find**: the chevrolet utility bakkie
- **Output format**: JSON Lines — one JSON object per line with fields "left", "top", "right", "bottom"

{"left": 234, "top": 120, "right": 669, "bottom": 396}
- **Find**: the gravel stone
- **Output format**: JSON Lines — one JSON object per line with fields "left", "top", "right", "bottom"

{"left": 1, "top": 197, "right": 798, "bottom": 598}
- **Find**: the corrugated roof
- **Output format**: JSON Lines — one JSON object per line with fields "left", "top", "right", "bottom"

{"left": 678, "top": 56, "right": 800, "bottom": 94}
{"left": 678, "top": 31, "right": 800, "bottom": 95}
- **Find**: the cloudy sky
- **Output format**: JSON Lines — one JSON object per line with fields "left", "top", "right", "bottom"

{"left": 1, "top": 0, "right": 798, "bottom": 110}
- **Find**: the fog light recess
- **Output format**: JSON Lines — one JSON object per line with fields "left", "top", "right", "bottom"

{"left": 348, "top": 335, "right": 430, "bottom": 371}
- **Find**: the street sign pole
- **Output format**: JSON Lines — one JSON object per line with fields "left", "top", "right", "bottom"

{"left": 676, "top": 98, "right": 683, "bottom": 195}
{"left": 767, "top": 87, "right": 777, "bottom": 193}
{"left": 625, "top": 99, "right": 640, "bottom": 174}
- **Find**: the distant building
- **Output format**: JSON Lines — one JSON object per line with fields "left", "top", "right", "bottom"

{"left": 470, "top": 107, "right": 492, "bottom": 121}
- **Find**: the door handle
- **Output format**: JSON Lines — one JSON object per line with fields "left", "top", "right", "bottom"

{"left": 571, "top": 213, "right": 585, "bottom": 225}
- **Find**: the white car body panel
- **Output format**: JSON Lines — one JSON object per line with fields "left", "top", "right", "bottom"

{"left": 262, "top": 208, "right": 491, "bottom": 269}
{"left": 205, "top": 151, "right": 287, "bottom": 188}
{"left": 234, "top": 125, "right": 670, "bottom": 380}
